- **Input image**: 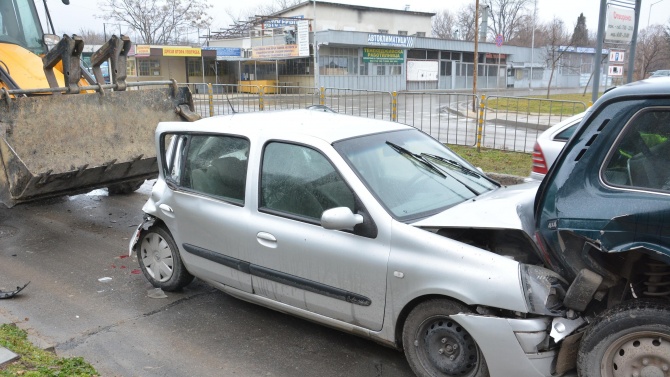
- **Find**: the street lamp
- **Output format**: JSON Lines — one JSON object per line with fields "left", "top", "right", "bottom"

{"left": 647, "top": 0, "right": 667, "bottom": 29}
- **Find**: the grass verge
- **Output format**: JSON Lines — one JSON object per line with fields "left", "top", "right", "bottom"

{"left": 448, "top": 144, "right": 531, "bottom": 177}
{"left": 486, "top": 92, "right": 600, "bottom": 116}
{"left": 0, "top": 324, "right": 98, "bottom": 377}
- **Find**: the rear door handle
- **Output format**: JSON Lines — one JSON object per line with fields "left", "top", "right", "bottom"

{"left": 159, "top": 204, "right": 173, "bottom": 213}
{"left": 256, "top": 232, "right": 277, "bottom": 248}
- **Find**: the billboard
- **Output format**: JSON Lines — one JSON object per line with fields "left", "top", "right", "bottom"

{"left": 407, "top": 60, "right": 438, "bottom": 81}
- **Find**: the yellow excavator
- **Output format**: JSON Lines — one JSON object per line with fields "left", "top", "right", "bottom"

{"left": 0, "top": 0, "right": 198, "bottom": 207}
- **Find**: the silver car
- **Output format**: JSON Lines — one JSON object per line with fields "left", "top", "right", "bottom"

{"left": 130, "top": 110, "right": 580, "bottom": 377}
{"left": 530, "top": 112, "right": 584, "bottom": 180}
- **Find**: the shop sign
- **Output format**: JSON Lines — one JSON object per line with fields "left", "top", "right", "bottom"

{"left": 362, "top": 48, "right": 404, "bottom": 64}
{"left": 204, "top": 47, "right": 242, "bottom": 57}
{"left": 252, "top": 44, "right": 299, "bottom": 58}
{"left": 135, "top": 45, "right": 151, "bottom": 56}
{"left": 367, "top": 34, "right": 415, "bottom": 48}
{"left": 297, "top": 20, "right": 310, "bottom": 57}
{"left": 162, "top": 47, "right": 201, "bottom": 57}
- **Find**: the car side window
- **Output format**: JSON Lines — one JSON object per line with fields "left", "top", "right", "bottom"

{"left": 181, "top": 135, "right": 250, "bottom": 204}
{"left": 260, "top": 142, "right": 356, "bottom": 220}
{"left": 603, "top": 109, "right": 670, "bottom": 192}
{"left": 163, "top": 134, "right": 185, "bottom": 183}
{"left": 554, "top": 123, "right": 578, "bottom": 142}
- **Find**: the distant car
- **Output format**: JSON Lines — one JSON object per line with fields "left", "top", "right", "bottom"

{"left": 130, "top": 110, "right": 572, "bottom": 377}
{"left": 530, "top": 112, "right": 584, "bottom": 180}
{"left": 649, "top": 70, "right": 670, "bottom": 78}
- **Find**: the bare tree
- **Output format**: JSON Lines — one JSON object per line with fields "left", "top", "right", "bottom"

{"left": 433, "top": 10, "right": 458, "bottom": 39}
{"left": 98, "top": 0, "right": 213, "bottom": 45}
{"left": 484, "top": 0, "right": 532, "bottom": 43}
{"left": 636, "top": 25, "right": 670, "bottom": 79}
{"left": 507, "top": 14, "right": 535, "bottom": 46}
{"left": 456, "top": 3, "right": 478, "bottom": 41}
{"left": 543, "top": 17, "right": 573, "bottom": 97}
{"left": 77, "top": 28, "right": 107, "bottom": 44}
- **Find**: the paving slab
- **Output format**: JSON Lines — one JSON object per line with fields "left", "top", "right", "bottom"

{"left": 0, "top": 346, "right": 19, "bottom": 367}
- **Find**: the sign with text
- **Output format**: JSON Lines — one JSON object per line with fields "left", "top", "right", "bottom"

{"left": 605, "top": 5, "right": 635, "bottom": 44}
{"left": 204, "top": 47, "right": 242, "bottom": 57}
{"left": 264, "top": 15, "right": 304, "bottom": 29}
{"left": 252, "top": 44, "right": 299, "bottom": 59}
{"left": 407, "top": 60, "right": 438, "bottom": 81}
{"left": 297, "top": 20, "right": 310, "bottom": 57}
{"left": 134, "top": 45, "right": 151, "bottom": 56}
{"left": 163, "top": 47, "right": 201, "bottom": 57}
{"left": 367, "top": 34, "right": 415, "bottom": 48}
{"left": 362, "top": 48, "right": 404, "bottom": 64}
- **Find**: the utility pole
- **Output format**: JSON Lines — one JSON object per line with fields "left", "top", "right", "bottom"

{"left": 473, "top": 0, "right": 479, "bottom": 102}
{"left": 627, "top": 0, "right": 641, "bottom": 83}
{"left": 529, "top": 0, "right": 537, "bottom": 89}
{"left": 592, "top": 0, "right": 607, "bottom": 103}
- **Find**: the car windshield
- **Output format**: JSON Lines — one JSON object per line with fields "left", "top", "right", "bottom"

{"left": 334, "top": 129, "right": 499, "bottom": 221}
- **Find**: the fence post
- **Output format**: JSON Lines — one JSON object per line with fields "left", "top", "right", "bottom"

{"left": 319, "top": 87, "right": 325, "bottom": 106}
{"left": 259, "top": 86, "right": 264, "bottom": 111}
{"left": 477, "top": 94, "right": 485, "bottom": 152}
{"left": 391, "top": 91, "right": 398, "bottom": 122}
{"left": 207, "top": 83, "right": 214, "bottom": 117}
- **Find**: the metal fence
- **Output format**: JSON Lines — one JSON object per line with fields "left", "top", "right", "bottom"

{"left": 183, "top": 83, "right": 588, "bottom": 153}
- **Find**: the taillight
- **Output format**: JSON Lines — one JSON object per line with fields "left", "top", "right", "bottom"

{"left": 532, "top": 142, "right": 548, "bottom": 174}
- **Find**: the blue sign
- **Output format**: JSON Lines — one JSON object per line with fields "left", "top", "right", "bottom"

{"left": 264, "top": 16, "right": 304, "bottom": 29}
{"left": 204, "top": 47, "right": 242, "bottom": 57}
{"left": 495, "top": 34, "right": 504, "bottom": 47}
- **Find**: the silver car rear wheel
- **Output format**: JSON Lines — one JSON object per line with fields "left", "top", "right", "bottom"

{"left": 137, "top": 226, "right": 194, "bottom": 291}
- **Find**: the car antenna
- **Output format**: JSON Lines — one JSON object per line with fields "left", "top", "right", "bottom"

{"left": 224, "top": 87, "right": 237, "bottom": 114}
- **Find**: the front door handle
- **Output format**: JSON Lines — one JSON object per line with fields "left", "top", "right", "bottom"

{"left": 159, "top": 203, "right": 173, "bottom": 213}
{"left": 256, "top": 232, "right": 277, "bottom": 248}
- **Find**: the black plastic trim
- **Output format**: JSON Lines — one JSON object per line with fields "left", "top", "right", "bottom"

{"left": 182, "top": 243, "right": 371, "bottom": 306}
{"left": 183, "top": 243, "right": 250, "bottom": 274}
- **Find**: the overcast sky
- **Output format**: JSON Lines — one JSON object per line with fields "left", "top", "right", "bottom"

{"left": 45, "top": 0, "right": 670, "bottom": 40}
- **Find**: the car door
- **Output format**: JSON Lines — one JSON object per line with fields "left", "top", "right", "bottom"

{"left": 161, "top": 133, "right": 254, "bottom": 293}
{"left": 247, "top": 140, "right": 390, "bottom": 331}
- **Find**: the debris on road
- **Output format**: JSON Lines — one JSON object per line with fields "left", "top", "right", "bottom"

{"left": 0, "top": 282, "right": 29, "bottom": 299}
{"left": 147, "top": 288, "right": 167, "bottom": 299}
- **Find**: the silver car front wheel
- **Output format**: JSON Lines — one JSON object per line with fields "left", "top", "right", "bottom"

{"left": 403, "top": 299, "right": 489, "bottom": 377}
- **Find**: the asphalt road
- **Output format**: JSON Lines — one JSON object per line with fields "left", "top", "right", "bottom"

{"left": 0, "top": 182, "right": 413, "bottom": 377}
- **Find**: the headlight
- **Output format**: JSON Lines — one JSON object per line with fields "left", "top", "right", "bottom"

{"left": 520, "top": 264, "right": 568, "bottom": 316}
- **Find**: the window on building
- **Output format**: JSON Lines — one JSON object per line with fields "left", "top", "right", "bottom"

{"left": 416, "top": 32, "right": 426, "bottom": 37}
{"left": 462, "top": 52, "right": 474, "bottom": 63}
{"left": 398, "top": 30, "right": 408, "bottom": 35}
{"left": 376, "top": 65, "right": 386, "bottom": 75}
{"left": 389, "top": 65, "right": 402, "bottom": 75}
{"left": 319, "top": 48, "right": 358, "bottom": 76}
{"left": 126, "top": 57, "right": 136, "bottom": 76}
{"left": 408, "top": 50, "right": 426, "bottom": 59}
{"left": 137, "top": 59, "right": 161, "bottom": 76}
{"left": 278, "top": 58, "right": 312, "bottom": 75}
{"left": 359, "top": 57, "right": 369, "bottom": 76}
{"left": 427, "top": 51, "right": 438, "bottom": 59}
{"left": 378, "top": 29, "right": 389, "bottom": 34}
{"left": 440, "top": 61, "right": 452, "bottom": 76}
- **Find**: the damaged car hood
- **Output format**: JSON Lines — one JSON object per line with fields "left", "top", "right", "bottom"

{"left": 412, "top": 181, "right": 540, "bottom": 235}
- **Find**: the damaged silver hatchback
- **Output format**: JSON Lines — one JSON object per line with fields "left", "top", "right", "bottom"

{"left": 130, "top": 110, "right": 579, "bottom": 377}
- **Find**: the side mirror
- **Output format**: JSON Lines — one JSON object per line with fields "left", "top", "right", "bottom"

{"left": 43, "top": 34, "right": 60, "bottom": 49}
{"left": 321, "top": 207, "right": 363, "bottom": 230}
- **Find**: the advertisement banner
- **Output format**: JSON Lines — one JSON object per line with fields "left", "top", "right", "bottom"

{"left": 608, "top": 65, "right": 624, "bottom": 76}
{"left": 362, "top": 48, "right": 404, "bottom": 64}
{"left": 297, "top": 20, "right": 309, "bottom": 57}
{"left": 252, "top": 45, "right": 299, "bottom": 59}
{"left": 162, "top": 47, "right": 201, "bottom": 57}
{"left": 609, "top": 50, "right": 625, "bottom": 63}
{"left": 204, "top": 47, "right": 242, "bottom": 57}
{"left": 605, "top": 5, "right": 635, "bottom": 44}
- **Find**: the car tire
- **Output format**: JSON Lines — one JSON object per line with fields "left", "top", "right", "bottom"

{"left": 137, "top": 226, "right": 194, "bottom": 291}
{"left": 577, "top": 299, "right": 670, "bottom": 377}
{"left": 107, "top": 179, "right": 145, "bottom": 195}
{"left": 402, "top": 299, "right": 489, "bottom": 377}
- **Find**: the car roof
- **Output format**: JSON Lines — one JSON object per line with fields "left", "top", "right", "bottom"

{"left": 158, "top": 109, "right": 411, "bottom": 143}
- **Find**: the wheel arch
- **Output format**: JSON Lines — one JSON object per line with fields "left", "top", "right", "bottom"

{"left": 393, "top": 294, "right": 474, "bottom": 350}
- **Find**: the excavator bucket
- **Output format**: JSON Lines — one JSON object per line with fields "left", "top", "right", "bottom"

{"left": 0, "top": 84, "right": 196, "bottom": 207}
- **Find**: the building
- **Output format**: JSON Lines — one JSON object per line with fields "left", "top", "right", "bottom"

{"left": 204, "top": 1, "right": 610, "bottom": 92}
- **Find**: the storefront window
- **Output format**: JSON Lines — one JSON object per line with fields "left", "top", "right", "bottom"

{"left": 126, "top": 57, "right": 136, "bottom": 76}
{"left": 137, "top": 59, "right": 161, "bottom": 76}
